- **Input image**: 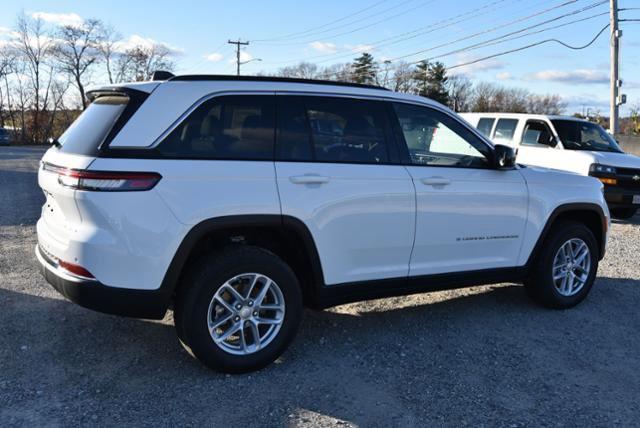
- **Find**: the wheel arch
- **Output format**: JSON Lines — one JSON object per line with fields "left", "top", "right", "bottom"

{"left": 160, "top": 215, "right": 325, "bottom": 307}
{"left": 526, "top": 203, "right": 607, "bottom": 269}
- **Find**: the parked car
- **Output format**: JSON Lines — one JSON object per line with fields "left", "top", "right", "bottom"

{"left": 0, "top": 127, "right": 10, "bottom": 146}
{"left": 461, "top": 113, "right": 640, "bottom": 219}
{"left": 37, "top": 74, "right": 609, "bottom": 373}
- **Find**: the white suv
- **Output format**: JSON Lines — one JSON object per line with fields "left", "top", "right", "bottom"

{"left": 461, "top": 112, "right": 640, "bottom": 219}
{"left": 37, "top": 74, "right": 609, "bottom": 373}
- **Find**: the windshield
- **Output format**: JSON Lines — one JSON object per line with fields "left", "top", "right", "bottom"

{"left": 58, "top": 95, "right": 128, "bottom": 155}
{"left": 551, "top": 120, "right": 623, "bottom": 153}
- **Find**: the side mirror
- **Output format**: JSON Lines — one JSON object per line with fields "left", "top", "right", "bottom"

{"left": 494, "top": 144, "right": 516, "bottom": 169}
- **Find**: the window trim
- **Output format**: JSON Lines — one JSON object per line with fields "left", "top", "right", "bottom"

{"left": 389, "top": 101, "right": 496, "bottom": 170}
{"left": 492, "top": 118, "right": 519, "bottom": 143}
{"left": 520, "top": 119, "right": 554, "bottom": 148}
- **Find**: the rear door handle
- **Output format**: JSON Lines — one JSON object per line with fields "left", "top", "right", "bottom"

{"left": 421, "top": 177, "right": 451, "bottom": 186}
{"left": 289, "top": 175, "right": 330, "bottom": 184}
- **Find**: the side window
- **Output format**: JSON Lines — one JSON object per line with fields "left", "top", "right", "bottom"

{"left": 393, "top": 103, "right": 490, "bottom": 168}
{"left": 493, "top": 119, "right": 518, "bottom": 143}
{"left": 158, "top": 95, "right": 275, "bottom": 159}
{"left": 477, "top": 118, "right": 495, "bottom": 137}
{"left": 304, "top": 97, "right": 389, "bottom": 164}
{"left": 522, "top": 121, "right": 552, "bottom": 146}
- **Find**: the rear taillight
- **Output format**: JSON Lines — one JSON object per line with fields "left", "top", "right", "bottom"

{"left": 43, "top": 163, "right": 161, "bottom": 191}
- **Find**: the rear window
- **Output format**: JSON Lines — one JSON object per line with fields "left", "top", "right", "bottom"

{"left": 493, "top": 118, "right": 518, "bottom": 143}
{"left": 58, "top": 96, "right": 128, "bottom": 155}
{"left": 476, "top": 118, "right": 495, "bottom": 137}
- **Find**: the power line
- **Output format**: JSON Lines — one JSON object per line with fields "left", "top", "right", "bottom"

{"left": 390, "top": 0, "right": 607, "bottom": 62}
{"left": 253, "top": 0, "right": 389, "bottom": 42}
{"left": 446, "top": 24, "right": 609, "bottom": 70}
{"left": 256, "top": 0, "right": 437, "bottom": 46}
{"left": 410, "top": 10, "right": 609, "bottom": 64}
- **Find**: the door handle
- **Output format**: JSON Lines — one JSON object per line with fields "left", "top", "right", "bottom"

{"left": 289, "top": 175, "right": 330, "bottom": 184}
{"left": 421, "top": 177, "right": 451, "bottom": 186}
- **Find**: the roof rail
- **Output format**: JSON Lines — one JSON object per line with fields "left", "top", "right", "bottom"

{"left": 168, "top": 74, "right": 389, "bottom": 91}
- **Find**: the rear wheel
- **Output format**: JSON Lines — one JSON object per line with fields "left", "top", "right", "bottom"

{"left": 610, "top": 207, "right": 637, "bottom": 220}
{"left": 174, "top": 246, "right": 303, "bottom": 373}
{"left": 524, "top": 222, "right": 598, "bottom": 309}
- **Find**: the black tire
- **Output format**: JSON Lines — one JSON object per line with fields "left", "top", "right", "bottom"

{"left": 524, "top": 221, "right": 599, "bottom": 309}
{"left": 174, "top": 246, "right": 303, "bottom": 373}
{"left": 610, "top": 207, "right": 637, "bottom": 220}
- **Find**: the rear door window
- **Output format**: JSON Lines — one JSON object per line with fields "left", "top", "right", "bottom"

{"left": 58, "top": 96, "right": 128, "bottom": 156}
{"left": 493, "top": 119, "right": 518, "bottom": 143}
{"left": 276, "top": 96, "right": 390, "bottom": 164}
{"left": 476, "top": 118, "right": 495, "bottom": 137}
{"left": 158, "top": 95, "right": 276, "bottom": 159}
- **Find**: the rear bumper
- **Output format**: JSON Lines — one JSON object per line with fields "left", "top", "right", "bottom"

{"left": 603, "top": 186, "right": 640, "bottom": 209}
{"left": 36, "top": 245, "right": 170, "bottom": 319}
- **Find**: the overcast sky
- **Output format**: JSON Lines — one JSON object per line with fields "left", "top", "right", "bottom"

{"left": 1, "top": 0, "right": 639, "bottom": 115}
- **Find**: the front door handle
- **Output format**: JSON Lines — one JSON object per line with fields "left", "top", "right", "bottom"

{"left": 421, "top": 177, "right": 451, "bottom": 186}
{"left": 289, "top": 175, "right": 330, "bottom": 184}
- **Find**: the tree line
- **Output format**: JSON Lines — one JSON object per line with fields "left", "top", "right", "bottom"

{"left": 4, "top": 12, "right": 634, "bottom": 145}
{"left": 0, "top": 12, "right": 176, "bottom": 144}
{"left": 268, "top": 52, "right": 567, "bottom": 116}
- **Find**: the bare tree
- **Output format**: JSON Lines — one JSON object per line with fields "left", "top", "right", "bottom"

{"left": 527, "top": 94, "right": 566, "bottom": 115}
{"left": 97, "top": 24, "right": 121, "bottom": 84}
{"left": 53, "top": 18, "right": 105, "bottom": 108}
{"left": 446, "top": 75, "right": 473, "bottom": 112}
{"left": 114, "top": 44, "right": 175, "bottom": 82}
{"left": 390, "top": 61, "right": 414, "bottom": 93}
{"left": 15, "top": 12, "right": 55, "bottom": 143}
{"left": 276, "top": 62, "right": 319, "bottom": 79}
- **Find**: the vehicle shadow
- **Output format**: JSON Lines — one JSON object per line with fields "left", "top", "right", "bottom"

{"left": 2, "top": 274, "right": 639, "bottom": 426}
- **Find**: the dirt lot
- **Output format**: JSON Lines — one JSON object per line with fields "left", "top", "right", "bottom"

{"left": 1, "top": 146, "right": 640, "bottom": 427}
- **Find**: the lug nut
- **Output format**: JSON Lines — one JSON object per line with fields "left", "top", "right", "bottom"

{"left": 234, "top": 316, "right": 240, "bottom": 322}
{"left": 235, "top": 304, "right": 242, "bottom": 310}
{"left": 248, "top": 301, "right": 254, "bottom": 307}
{"left": 253, "top": 311, "right": 258, "bottom": 317}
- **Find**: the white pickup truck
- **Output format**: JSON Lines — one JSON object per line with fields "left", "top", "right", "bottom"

{"left": 461, "top": 113, "right": 640, "bottom": 219}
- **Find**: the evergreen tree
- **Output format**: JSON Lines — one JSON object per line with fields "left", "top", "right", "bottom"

{"left": 413, "top": 60, "right": 449, "bottom": 105}
{"left": 351, "top": 52, "right": 377, "bottom": 84}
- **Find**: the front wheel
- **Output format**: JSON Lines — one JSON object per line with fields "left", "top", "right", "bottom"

{"left": 610, "top": 207, "right": 637, "bottom": 220}
{"left": 174, "top": 246, "right": 303, "bottom": 373}
{"left": 524, "top": 222, "right": 599, "bottom": 309}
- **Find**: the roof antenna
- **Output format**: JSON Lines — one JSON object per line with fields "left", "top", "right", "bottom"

{"left": 152, "top": 70, "right": 175, "bottom": 81}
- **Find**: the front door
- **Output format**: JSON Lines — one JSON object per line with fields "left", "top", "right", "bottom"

{"left": 391, "top": 102, "right": 528, "bottom": 276}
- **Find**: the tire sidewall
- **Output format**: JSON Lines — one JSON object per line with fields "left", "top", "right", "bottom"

{"left": 180, "top": 248, "right": 303, "bottom": 373}
{"left": 539, "top": 223, "right": 599, "bottom": 307}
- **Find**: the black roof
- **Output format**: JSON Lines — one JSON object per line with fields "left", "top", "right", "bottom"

{"left": 167, "top": 74, "right": 389, "bottom": 91}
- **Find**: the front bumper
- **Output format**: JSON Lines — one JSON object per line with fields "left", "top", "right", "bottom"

{"left": 603, "top": 186, "right": 640, "bottom": 209}
{"left": 36, "top": 245, "right": 170, "bottom": 319}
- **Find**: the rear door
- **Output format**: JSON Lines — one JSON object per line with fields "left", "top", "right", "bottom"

{"left": 275, "top": 95, "right": 415, "bottom": 286}
{"left": 391, "top": 102, "right": 528, "bottom": 276}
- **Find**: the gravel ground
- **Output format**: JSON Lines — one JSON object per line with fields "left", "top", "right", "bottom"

{"left": 1, "top": 146, "right": 640, "bottom": 427}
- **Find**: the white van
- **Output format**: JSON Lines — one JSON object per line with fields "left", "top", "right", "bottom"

{"left": 461, "top": 113, "right": 640, "bottom": 219}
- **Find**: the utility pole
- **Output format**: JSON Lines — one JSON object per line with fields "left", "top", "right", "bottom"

{"left": 610, "top": 0, "right": 620, "bottom": 134}
{"left": 228, "top": 39, "right": 249, "bottom": 76}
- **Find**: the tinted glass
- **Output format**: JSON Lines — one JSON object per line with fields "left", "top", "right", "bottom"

{"left": 58, "top": 96, "right": 128, "bottom": 155}
{"left": 393, "top": 103, "right": 489, "bottom": 168}
{"left": 0, "top": 128, "right": 7, "bottom": 136}
{"left": 522, "top": 121, "right": 551, "bottom": 146}
{"left": 477, "top": 118, "right": 495, "bottom": 137}
{"left": 305, "top": 97, "right": 389, "bottom": 164}
{"left": 551, "top": 120, "right": 623, "bottom": 153}
{"left": 276, "top": 96, "right": 312, "bottom": 161}
{"left": 158, "top": 95, "right": 275, "bottom": 159}
{"left": 493, "top": 119, "right": 518, "bottom": 143}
